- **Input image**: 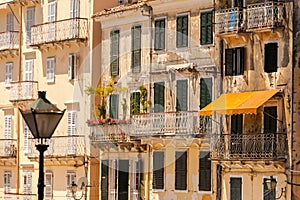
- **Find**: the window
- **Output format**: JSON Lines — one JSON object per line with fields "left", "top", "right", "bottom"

{"left": 230, "top": 177, "right": 242, "bottom": 200}
{"left": 263, "top": 177, "right": 276, "bottom": 200}
{"left": 199, "top": 151, "right": 211, "bottom": 191}
{"left": 25, "top": 59, "right": 34, "bottom": 98}
{"left": 154, "top": 82, "right": 165, "bottom": 113}
{"left": 153, "top": 152, "right": 164, "bottom": 190}
{"left": 68, "top": 53, "right": 77, "bottom": 80}
{"left": 45, "top": 171, "right": 53, "bottom": 200}
{"left": 4, "top": 115, "right": 12, "bottom": 141}
{"left": 118, "top": 160, "right": 129, "bottom": 200}
{"left": 130, "top": 92, "right": 140, "bottom": 114}
{"left": 66, "top": 171, "right": 76, "bottom": 199}
{"left": 176, "top": 15, "right": 188, "bottom": 48}
{"left": 264, "top": 106, "right": 277, "bottom": 133}
{"left": 225, "top": 47, "right": 245, "bottom": 76}
{"left": 67, "top": 111, "right": 77, "bottom": 154}
{"left": 5, "top": 62, "right": 13, "bottom": 86}
{"left": 264, "top": 43, "right": 278, "bottom": 73}
{"left": 101, "top": 160, "right": 109, "bottom": 200}
{"left": 109, "top": 94, "right": 119, "bottom": 119}
{"left": 131, "top": 26, "right": 141, "bottom": 73}
{"left": 200, "top": 78, "right": 212, "bottom": 109}
{"left": 230, "top": 115, "right": 243, "bottom": 154}
{"left": 48, "top": 1, "right": 56, "bottom": 22}
{"left": 176, "top": 80, "right": 188, "bottom": 111}
{"left": 24, "top": 122, "right": 31, "bottom": 154}
{"left": 46, "top": 57, "right": 55, "bottom": 83}
{"left": 4, "top": 171, "right": 11, "bottom": 193}
{"left": 23, "top": 170, "right": 32, "bottom": 196}
{"left": 26, "top": 7, "right": 35, "bottom": 44}
{"left": 110, "top": 30, "right": 120, "bottom": 76}
{"left": 6, "top": 12, "right": 14, "bottom": 31}
{"left": 200, "top": 11, "right": 213, "bottom": 45}
{"left": 175, "top": 151, "right": 187, "bottom": 190}
{"left": 70, "top": 0, "right": 79, "bottom": 18}
{"left": 131, "top": 159, "right": 142, "bottom": 199}
{"left": 231, "top": 114, "right": 243, "bottom": 134}
{"left": 154, "top": 18, "right": 165, "bottom": 50}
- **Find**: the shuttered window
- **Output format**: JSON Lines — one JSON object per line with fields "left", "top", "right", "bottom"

{"left": 66, "top": 171, "right": 76, "bottom": 199}
{"left": 153, "top": 152, "right": 164, "bottom": 190}
{"left": 6, "top": 12, "right": 14, "bottom": 31}
{"left": 26, "top": 7, "right": 35, "bottom": 44}
{"left": 4, "top": 171, "right": 11, "bottom": 193}
{"left": 131, "top": 26, "right": 141, "bottom": 73}
{"left": 48, "top": 1, "right": 56, "bottom": 22}
{"left": 101, "top": 160, "right": 109, "bottom": 200}
{"left": 70, "top": 0, "right": 79, "bottom": 18}
{"left": 199, "top": 151, "right": 211, "bottom": 191}
{"left": 154, "top": 82, "right": 165, "bottom": 113}
{"left": 176, "top": 15, "right": 188, "bottom": 48}
{"left": 263, "top": 177, "right": 276, "bottom": 200}
{"left": 230, "top": 177, "right": 242, "bottom": 200}
{"left": 225, "top": 47, "right": 245, "bottom": 76}
{"left": 154, "top": 18, "right": 165, "bottom": 50}
{"left": 231, "top": 114, "right": 243, "bottom": 134}
{"left": 110, "top": 30, "right": 120, "bottom": 76}
{"left": 200, "top": 11, "right": 213, "bottom": 45}
{"left": 5, "top": 62, "right": 13, "bottom": 86}
{"left": 46, "top": 57, "right": 55, "bottom": 83}
{"left": 109, "top": 94, "right": 119, "bottom": 119}
{"left": 67, "top": 111, "right": 77, "bottom": 154}
{"left": 200, "top": 78, "right": 212, "bottom": 109}
{"left": 68, "top": 53, "right": 77, "bottom": 80}
{"left": 45, "top": 171, "right": 53, "bottom": 199}
{"left": 118, "top": 160, "right": 129, "bottom": 200}
{"left": 264, "top": 43, "right": 278, "bottom": 73}
{"left": 176, "top": 80, "right": 188, "bottom": 111}
{"left": 4, "top": 115, "right": 12, "bottom": 141}
{"left": 24, "top": 122, "right": 31, "bottom": 154}
{"left": 130, "top": 92, "right": 140, "bottom": 114}
{"left": 264, "top": 106, "right": 277, "bottom": 134}
{"left": 23, "top": 170, "right": 32, "bottom": 195}
{"left": 175, "top": 151, "right": 187, "bottom": 190}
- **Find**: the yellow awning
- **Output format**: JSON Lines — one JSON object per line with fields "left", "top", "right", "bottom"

{"left": 199, "top": 89, "right": 280, "bottom": 116}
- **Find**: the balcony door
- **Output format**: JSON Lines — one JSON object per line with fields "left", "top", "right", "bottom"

{"left": 230, "top": 114, "right": 243, "bottom": 156}
{"left": 70, "top": 0, "right": 79, "bottom": 38}
{"left": 48, "top": 1, "right": 56, "bottom": 41}
{"left": 264, "top": 106, "right": 277, "bottom": 156}
{"left": 67, "top": 111, "right": 77, "bottom": 155}
{"left": 25, "top": 59, "right": 34, "bottom": 99}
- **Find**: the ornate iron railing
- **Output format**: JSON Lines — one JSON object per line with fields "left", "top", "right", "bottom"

{"left": 31, "top": 18, "right": 88, "bottom": 46}
{"left": 0, "top": 139, "right": 17, "bottom": 158}
{"left": 211, "top": 133, "right": 287, "bottom": 160}
{"left": 0, "top": 31, "right": 19, "bottom": 51}
{"left": 27, "top": 135, "right": 85, "bottom": 158}
{"left": 215, "top": 7, "right": 244, "bottom": 34}
{"left": 3, "top": 193, "right": 36, "bottom": 200}
{"left": 131, "top": 111, "right": 199, "bottom": 136}
{"left": 247, "top": 1, "right": 284, "bottom": 30}
{"left": 9, "top": 81, "right": 38, "bottom": 102}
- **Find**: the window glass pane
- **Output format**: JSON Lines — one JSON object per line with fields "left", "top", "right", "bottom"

{"left": 230, "top": 177, "right": 242, "bottom": 200}
{"left": 264, "top": 43, "right": 278, "bottom": 73}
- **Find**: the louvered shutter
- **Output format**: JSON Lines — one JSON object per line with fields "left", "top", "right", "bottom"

{"left": 154, "top": 19, "right": 165, "bottom": 50}
{"left": 70, "top": 0, "right": 79, "bottom": 18}
{"left": 4, "top": 115, "right": 12, "bottom": 154}
{"left": 109, "top": 94, "right": 119, "bottom": 119}
{"left": 176, "top": 15, "right": 188, "bottom": 48}
{"left": 175, "top": 151, "right": 187, "bottom": 190}
{"left": 67, "top": 111, "right": 77, "bottom": 154}
{"left": 225, "top": 49, "right": 233, "bottom": 76}
{"left": 131, "top": 26, "right": 141, "bottom": 73}
{"left": 199, "top": 151, "right": 211, "bottom": 191}
{"left": 68, "top": 53, "right": 77, "bottom": 80}
{"left": 237, "top": 47, "right": 245, "bottom": 75}
{"left": 201, "top": 11, "right": 213, "bottom": 45}
{"left": 101, "top": 160, "right": 109, "bottom": 200}
{"left": 6, "top": 12, "right": 14, "bottom": 31}
{"left": 230, "top": 177, "right": 242, "bottom": 200}
{"left": 46, "top": 57, "right": 55, "bottom": 83}
{"left": 200, "top": 78, "right": 212, "bottom": 109}
{"left": 176, "top": 80, "right": 188, "bottom": 111}
{"left": 23, "top": 170, "right": 32, "bottom": 195}
{"left": 154, "top": 82, "right": 165, "bottom": 113}
{"left": 66, "top": 171, "right": 76, "bottom": 199}
{"left": 26, "top": 7, "right": 35, "bottom": 44}
{"left": 45, "top": 171, "right": 53, "bottom": 199}
{"left": 5, "top": 62, "right": 13, "bottom": 86}
{"left": 264, "top": 43, "right": 278, "bottom": 73}
{"left": 110, "top": 30, "right": 120, "bottom": 76}
{"left": 24, "top": 122, "right": 31, "bottom": 154}
{"left": 153, "top": 152, "right": 164, "bottom": 190}
{"left": 4, "top": 171, "right": 11, "bottom": 193}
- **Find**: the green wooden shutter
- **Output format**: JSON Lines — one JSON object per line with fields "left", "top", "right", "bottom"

{"left": 199, "top": 151, "right": 211, "bottom": 191}
{"left": 176, "top": 15, "right": 188, "bottom": 48}
{"left": 176, "top": 80, "right": 188, "bottom": 111}
{"left": 155, "top": 19, "right": 165, "bottom": 50}
{"left": 109, "top": 94, "right": 119, "bottom": 119}
{"left": 200, "top": 78, "right": 212, "bottom": 109}
{"left": 131, "top": 26, "right": 141, "bottom": 73}
{"left": 110, "top": 30, "right": 120, "bottom": 76}
{"left": 153, "top": 152, "right": 164, "bottom": 190}
{"left": 230, "top": 177, "right": 242, "bottom": 200}
{"left": 175, "top": 151, "right": 187, "bottom": 190}
{"left": 101, "top": 160, "right": 109, "bottom": 200}
{"left": 201, "top": 11, "right": 213, "bottom": 45}
{"left": 154, "top": 82, "right": 165, "bottom": 112}
{"left": 225, "top": 48, "right": 233, "bottom": 76}
{"left": 264, "top": 43, "right": 278, "bottom": 73}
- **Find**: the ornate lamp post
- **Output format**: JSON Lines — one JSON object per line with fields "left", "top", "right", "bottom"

{"left": 20, "top": 91, "right": 65, "bottom": 200}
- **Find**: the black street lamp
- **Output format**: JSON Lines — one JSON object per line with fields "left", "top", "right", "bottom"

{"left": 20, "top": 91, "right": 65, "bottom": 200}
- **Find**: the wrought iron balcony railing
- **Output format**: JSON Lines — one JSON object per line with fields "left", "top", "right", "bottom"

{"left": 131, "top": 111, "right": 199, "bottom": 137}
{"left": 3, "top": 193, "right": 36, "bottom": 200}
{"left": 0, "top": 31, "right": 19, "bottom": 51}
{"left": 0, "top": 139, "right": 17, "bottom": 158}
{"left": 9, "top": 81, "right": 38, "bottom": 102}
{"left": 27, "top": 135, "right": 85, "bottom": 158}
{"left": 31, "top": 18, "right": 88, "bottom": 46}
{"left": 215, "top": 7, "right": 244, "bottom": 34}
{"left": 247, "top": 1, "right": 284, "bottom": 30}
{"left": 211, "top": 133, "right": 287, "bottom": 160}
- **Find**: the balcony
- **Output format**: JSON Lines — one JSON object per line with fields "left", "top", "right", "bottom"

{"left": 31, "top": 18, "right": 88, "bottom": 47}
{"left": 9, "top": 81, "right": 38, "bottom": 102}
{"left": 0, "top": 31, "right": 19, "bottom": 54}
{"left": 211, "top": 133, "right": 287, "bottom": 161}
{"left": 3, "top": 193, "right": 36, "bottom": 200}
{"left": 215, "top": 7, "right": 244, "bottom": 34}
{"left": 0, "top": 139, "right": 17, "bottom": 158}
{"left": 27, "top": 135, "right": 85, "bottom": 159}
{"left": 247, "top": 1, "right": 284, "bottom": 31}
